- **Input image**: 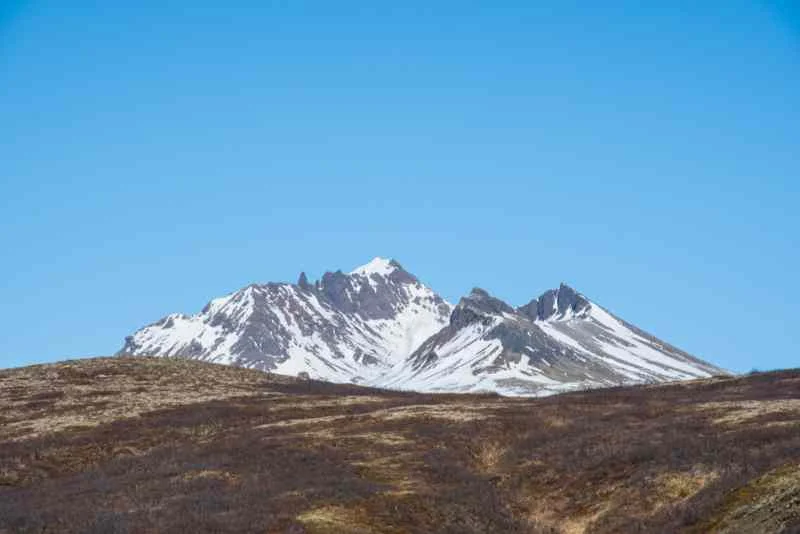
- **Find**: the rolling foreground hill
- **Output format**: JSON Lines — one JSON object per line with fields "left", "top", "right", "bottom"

{"left": 120, "top": 257, "right": 726, "bottom": 395}
{"left": 1, "top": 357, "right": 798, "bottom": 533}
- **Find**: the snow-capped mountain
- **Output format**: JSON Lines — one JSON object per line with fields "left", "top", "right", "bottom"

{"left": 120, "top": 258, "right": 452, "bottom": 383}
{"left": 380, "top": 284, "right": 725, "bottom": 395}
{"left": 120, "top": 258, "right": 726, "bottom": 395}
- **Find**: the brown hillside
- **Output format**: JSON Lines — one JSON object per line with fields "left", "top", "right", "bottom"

{"left": 1, "top": 357, "right": 798, "bottom": 533}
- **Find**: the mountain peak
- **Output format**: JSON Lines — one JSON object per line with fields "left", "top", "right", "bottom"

{"left": 349, "top": 257, "right": 398, "bottom": 277}
{"left": 297, "top": 272, "right": 311, "bottom": 290}
{"left": 468, "top": 287, "right": 491, "bottom": 298}
{"left": 459, "top": 287, "right": 515, "bottom": 316}
{"left": 536, "top": 283, "right": 591, "bottom": 320}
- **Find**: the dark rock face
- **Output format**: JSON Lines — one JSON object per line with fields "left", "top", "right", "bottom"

{"left": 556, "top": 283, "right": 591, "bottom": 316}
{"left": 318, "top": 271, "right": 356, "bottom": 314}
{"left": 185, "top": 340, "right": 203, "bottom": 357}
{"left": 315, "top": 265, "right": 424, "bottom": 321}
{"left": 120, "top": 336, "right": 137, "bottom": 354}
{"left": 450, "top": 304, "right": 491, "bottom": 330}
{"left": 297, "top": 272, "right": 311, "bottom": 290}
{"left": 537, "top": 289, "right": 559, "bottom": 320}
{"left": 521, "top": 284, "right": 591, "bottom": 321}
{"left": 449, "top": 288, "right": 515, "bottom": 329}
{"left": 462, "top": 288, "right": 516, "bottom": 316}
{"left": 386, "top": 260, "right": 417, "bottom": 284}
{"left": 517, "top": 298, "right": 539, "bottom": 320}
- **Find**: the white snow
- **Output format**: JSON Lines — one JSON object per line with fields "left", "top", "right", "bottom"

{"left": 363, "top": 281, "right": 451, "bottom": 362}
{"left": 349, "top": 257, "right": 397, "bottom": 277}
{"left": 533, "top": 301, "right": 712, "bottom": 382}
{"left": 588, "top": 305, "right": 712, "bottom": 379}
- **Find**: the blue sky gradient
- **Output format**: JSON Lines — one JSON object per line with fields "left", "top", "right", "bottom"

{"left": 1, "top": 1, "right": 798, "bottom": 372}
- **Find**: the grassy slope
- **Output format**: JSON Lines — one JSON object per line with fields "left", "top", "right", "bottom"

{"left": 0, "top": 357, "right": 798, "bottom": 533}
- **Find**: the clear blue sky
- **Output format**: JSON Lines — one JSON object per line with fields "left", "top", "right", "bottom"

{"left": 1, "top": 1, "right": 798, "bottom": 372}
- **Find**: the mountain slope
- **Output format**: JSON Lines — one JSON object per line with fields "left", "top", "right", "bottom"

{"left": 390, "top": 284, "right": 725, "bottom": 395}
{"left": 120, "top": 258, "right": 452, "bottom": 383}
{"left": 120, "top": 258, "right": 726, "bottom": 394}
{"left": 2, "top": 357, "right": 797, "bottom": 533}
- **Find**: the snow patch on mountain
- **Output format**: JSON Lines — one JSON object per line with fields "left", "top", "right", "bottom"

{"left": 349, "top": 257, "right": 398, "bottom": 277}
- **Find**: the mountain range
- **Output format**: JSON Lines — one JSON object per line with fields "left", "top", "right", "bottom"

{"left": 120, "top": 257, "right": 726, "bottom": 395}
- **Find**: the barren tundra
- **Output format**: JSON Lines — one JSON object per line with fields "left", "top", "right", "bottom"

{"left": 1, "top": 357, "right": 798, "bottom": 533}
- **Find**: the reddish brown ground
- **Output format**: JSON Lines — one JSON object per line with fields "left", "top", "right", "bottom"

{"left": 1, "top": 357, "right": 798, "bottom": 533}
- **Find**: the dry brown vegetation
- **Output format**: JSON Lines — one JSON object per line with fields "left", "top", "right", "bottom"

{"left": 1, "top": 357, "right": 798, "bottom": 533}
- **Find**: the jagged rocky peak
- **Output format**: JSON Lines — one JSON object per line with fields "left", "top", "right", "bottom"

{"left": 449, "top": 288, "right": 514, "bottom": 329}
{"left": 121, "top": 257, "right": 453, "bottom": 380}
{"left": 454, "top": 283, "right": 592, "bottom": 325}
{"left": 349, "top": 256, "right": 398, "bottom": 277}
{"left": 517, "top": 283, "right": 591, "bottom": 321}
{"left": 293, "top": 257, "right": 409, "bottom": 299}
{"left": 349, "top": 257, "right": 418, "bottom": 284}
{"left": 517, "top": 297, "right": 539, "bottom": 320}
{"left": 550, "top": 282, "right": 591, "bottom": 319}
{"left": 297, "top": 271, "right": 311, "bottom": 290}
{"left": 315, "top": 257, "right": 438, "bottom": 321}
{"left": 462, "top": 288, "right": 515, "bottom": 315}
